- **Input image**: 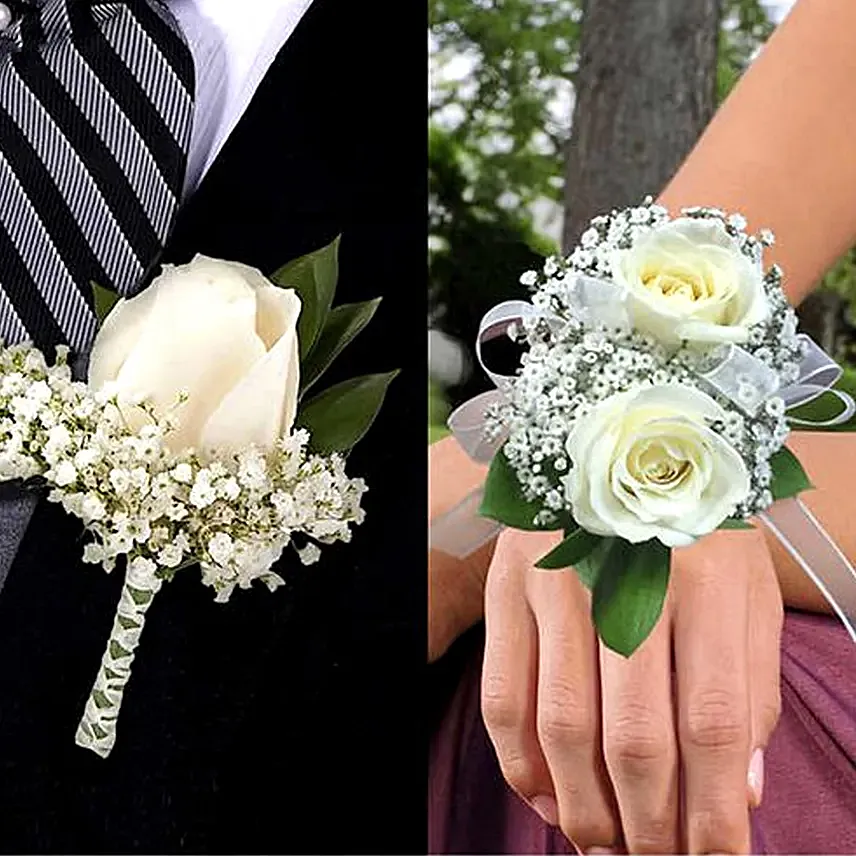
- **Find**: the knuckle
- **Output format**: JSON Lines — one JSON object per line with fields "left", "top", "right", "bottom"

{"left": 536, "top": 687, "right": 596, "bottom": 749}
{"left": 481, "top": 677, "right": 524, "bottom": 735}
{"left": 497, "top": 753, "right": 541, "bottom": 797}
{"left": 683, "top": 689, "right": 749, "bottom": 752}
{"left": 560, "top": 816, "right": 616, "bottom": 852}
{"left": 688, "top": 806, "right": 749, "bottom": 854}
{"left": 629, "top": 822, "right": 678, "bottom": 855}
{"left": 605, "top": 706, "right": 673, "bottom": 773}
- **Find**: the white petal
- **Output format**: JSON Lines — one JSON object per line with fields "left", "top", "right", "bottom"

{"left": 114, "top": 280, "right": 265, "bottom": 452}
{"left": 200, "top": 316, "right": 300, "bottom": 453}
{"left": 88, "top": 287, "right": 161, "bottom": 391}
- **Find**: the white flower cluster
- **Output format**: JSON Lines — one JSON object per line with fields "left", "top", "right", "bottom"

{"left": 491, "top": 199, "right": 804, "bottom": 526}
{"left": 0, "top": 343, "right": 367, "bottom": 602}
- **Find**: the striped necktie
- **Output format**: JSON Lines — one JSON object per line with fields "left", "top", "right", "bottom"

{"left": 0, "top": 0, "right": 194, "bottom": 357}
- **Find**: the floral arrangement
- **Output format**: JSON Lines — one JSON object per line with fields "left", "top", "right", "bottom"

{"left": 451, "top": 199, "right": 855, "bottom": 655}
{"left": 0, "top": 238, "right": 396, "bottom": 758}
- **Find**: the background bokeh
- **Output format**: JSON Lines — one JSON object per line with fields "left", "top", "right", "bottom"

{"left": 428, "top": 0, "right": 856, "bottom": 441}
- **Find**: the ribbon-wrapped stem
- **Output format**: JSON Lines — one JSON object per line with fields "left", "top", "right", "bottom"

{"left": 75, "top": 557, "right": 163, "bottom": 758}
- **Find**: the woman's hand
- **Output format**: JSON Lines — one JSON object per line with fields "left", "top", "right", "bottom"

{"left": 481, "top": 526, "right": 783, "bottom": 855}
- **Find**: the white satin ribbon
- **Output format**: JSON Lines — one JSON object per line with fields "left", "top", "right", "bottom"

{"left": 430, "top": 278, "right": 856, "bottom": 642}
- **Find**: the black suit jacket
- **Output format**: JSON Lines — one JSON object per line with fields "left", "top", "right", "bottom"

{"left": 0, "top": 2, "right": 425, "bottom": 852}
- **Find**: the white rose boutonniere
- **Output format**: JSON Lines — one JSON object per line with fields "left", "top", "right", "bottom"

{"left": 611, "top": 216, "right": 769, "bottom": 345}
{"left": 0, "top": 236, "right": 398, "bottom": 758}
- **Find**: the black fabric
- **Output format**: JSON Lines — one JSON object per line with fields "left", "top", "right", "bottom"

{"left": 0, "top": 1, "right": 426, "bottom": 852}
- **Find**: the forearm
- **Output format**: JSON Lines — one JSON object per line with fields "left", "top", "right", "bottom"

{"left": 658, "top": 0, "right": 856, "bottom": 306}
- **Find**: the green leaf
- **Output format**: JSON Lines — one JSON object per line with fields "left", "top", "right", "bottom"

{"left": 297, "top": 370, "right": 398, "bottom": 455}
{"left": 535, "top": 527, "right": 602, "bottom": 570}
{"left": 770, "top": 446, "right": 814, "bottom": 501}
{"left": 592, "top": 539, "right": 671, "bottom": 657}
{"left": 270, "top": 235, "right": 340, "bottom": 360}
{"left": 90, "top": 280, "right": 120, "bottom": 325}
{"left": 479, "top": 450, "right": 556, "bottom": 531}
{"left": 301, "top": 298, "right": 382, "bottom": 395}
{"left": 718, "top": 518, "right": 755, "bottom": 530}
{"left": 574, "top": 537, "right": 613, "bottom": 590}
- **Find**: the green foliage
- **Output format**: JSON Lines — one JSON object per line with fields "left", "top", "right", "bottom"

{"left": 271, "top": 238, "right": 396, "bottom": 455}
{"left": 591, "top": 538, "right": 672, "bottom": 657}
{"left": 90, "top": 281, "right": 120, "bottom": 326}
{"left": 297, "top": 371, "right": 399, "bottom": 455}
{"left": 430, "top": 0, "right": 580, "bottom": 212}
{"left": 270, "top": 235, "right": 340, "bottom": 361}
{"left": 769, "top": 446, "right": 814, "bottom": 501}
{"left": 480, "top": 448, "right": 561, "bottom": 531}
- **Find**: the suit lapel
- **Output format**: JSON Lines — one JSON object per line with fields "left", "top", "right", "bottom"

{"left": 0, "top": 486, "right": 38, "bottom": 594}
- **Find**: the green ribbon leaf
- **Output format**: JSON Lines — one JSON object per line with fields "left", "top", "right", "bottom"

{"left": 270, "top": 235, "right": 341, "bottom": 360}
{"left": 718, "top": 517, "right": 755, "bottom": 530}
{"left": 770, "top": 446, "right": 814, "bottom": 501}
{"left": 297, "top": 370, "right": 398, "bottom": 455}
{"left": 592, "top": 538, "right": 671, "bottom": 657}
{"left": 301, "top": 297, "right": 382, "bottom": 395}
{"left": 535, "top": 527, "right": 602, "bottom": 570}
{"left": 479, "top": 450, "right": 557, "bottom": 531}
{"left": 90, "top": 280, "right": 120, "bottom": 326}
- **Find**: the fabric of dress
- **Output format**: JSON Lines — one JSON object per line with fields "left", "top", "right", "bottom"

{"left": 429, "top": 611, "right": 856, "bottom": 855}
{"left": 0, "top": 0, "right": 424, "bottom": 852}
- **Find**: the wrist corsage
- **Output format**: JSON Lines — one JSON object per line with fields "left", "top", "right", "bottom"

{"left": 431, "top": 199, "right": 856, "bottom": 655}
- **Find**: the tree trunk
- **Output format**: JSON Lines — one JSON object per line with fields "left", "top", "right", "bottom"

{"left": 562, "top": 0, "right": 722, "bottom": 252}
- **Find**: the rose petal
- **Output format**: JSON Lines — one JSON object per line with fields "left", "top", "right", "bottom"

{"left": 200, "top": 306, "right": 300, "bottom": 453}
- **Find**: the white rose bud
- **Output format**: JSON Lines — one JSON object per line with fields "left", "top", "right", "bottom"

{"left": 564, "top": 384, "right": 750, "bottom": 547}
{"left": 88, "top": 255, "right": 301, "bottom": 456}
{"left": 610, "top": 217, "right": 769, "bottom": 345}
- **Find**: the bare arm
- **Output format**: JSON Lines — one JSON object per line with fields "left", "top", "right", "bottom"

{"left": 659, "top": 0, "right": 856, "bottom": 307}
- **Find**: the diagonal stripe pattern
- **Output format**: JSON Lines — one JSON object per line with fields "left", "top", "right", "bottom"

{"left": 0, "top": 0, "right": 194, "bottom": 357}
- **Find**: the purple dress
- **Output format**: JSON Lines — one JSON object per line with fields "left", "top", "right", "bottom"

{"left": 429, "top": 610, "right": 856, "bottom": 855}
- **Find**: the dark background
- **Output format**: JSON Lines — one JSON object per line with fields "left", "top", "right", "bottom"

{"left": 166, "top": 0, "right": 428, "bottom": 850}
{"left": 0, "top": 1, "right": 427, "bottom": 853}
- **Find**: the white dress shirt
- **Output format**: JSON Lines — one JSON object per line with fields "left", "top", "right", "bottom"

{"left": 164, "top": 0, "right": 316, "bottom": 196}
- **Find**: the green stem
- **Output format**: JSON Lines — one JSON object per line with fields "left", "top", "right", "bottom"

{"left": 75, "top": 558, "right": 163, "bottom": 758}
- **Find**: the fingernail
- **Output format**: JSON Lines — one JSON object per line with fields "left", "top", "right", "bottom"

{"left": 528, "top": 794, "right": 559, "bottom": 826}
{"left": 748, "top": 747, "right": 765, "bottom": 807}
{"left": 585, "top": 849, "right": 617, "bottom": 855}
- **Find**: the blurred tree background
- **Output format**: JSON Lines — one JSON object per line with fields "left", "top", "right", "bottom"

{"left": 428, "top": 0, "right": 856, "bottom": 439}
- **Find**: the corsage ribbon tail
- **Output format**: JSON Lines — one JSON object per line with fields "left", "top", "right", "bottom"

{"left": 75, "top": 559, "right": 163, "bottom": 758}
{"left": 759, "top": 498, "right": 856, "bottom": 643}
{"left": 430, "top": 487, "right": 504, "bottom": 560}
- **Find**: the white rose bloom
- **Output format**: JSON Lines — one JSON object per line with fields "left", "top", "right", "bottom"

{"left": 610, "top": 218, "right": 768, "bottom": 345}
{"left": 88, "top": 255, "right": 301, "bottom": 455}
{"left": 563, "top": 384, "right": 750, "bottom": 547}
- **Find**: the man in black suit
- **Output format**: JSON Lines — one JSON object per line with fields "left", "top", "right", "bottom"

{"left": 0, "top": 1, "right": 424, "bottom": 852}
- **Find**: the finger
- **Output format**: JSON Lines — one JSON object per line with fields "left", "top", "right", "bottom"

{"left": 747, "top": 540, "right": 784, "bottom": 808}
{"left": 673, "top": 531, "right": 753, "bottom": 855}
{"left": 482, "top": 529, "right": 558, "bottom": 826}
{"left": 528, "top": 564, "right": 620, "bottom": 852}
{"left": 600, "top": 599, "right": 680, "bottom": 854}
